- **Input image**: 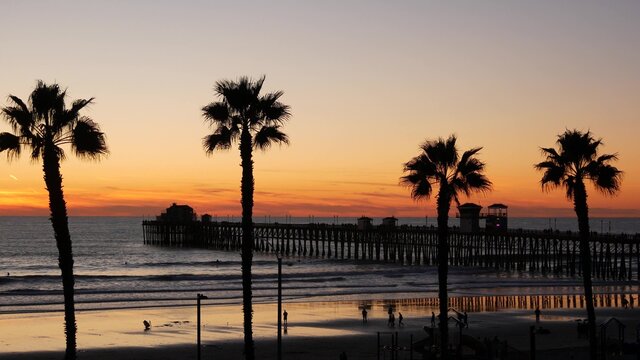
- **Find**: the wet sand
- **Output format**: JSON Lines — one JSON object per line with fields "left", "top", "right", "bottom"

{"left": 2, "top": 299, "right": 639, "bottom": 359}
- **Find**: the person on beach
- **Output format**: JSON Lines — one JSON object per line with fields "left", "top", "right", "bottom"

{"left": 431, "top": 312, "right": 436, "bottom": 328}
{"left": 621, "top": 295, "right": 629, "bottom": 309}
{"left": 398, "top": 312, "right": 404, "bottom": 327}
{"left": 463, "top": 311, "right": 468, "bottom": 327}
{"left": 283, "top": 309, "right": 288, "bottom": 326}
{"left": 362, "top": 308, "right": 368, "bottom": 323}
{"left": 388, "top": 312, "right": 395, "bottom": 327}
{"left": 534, "top": 307, "right": 541, "bottom": 324}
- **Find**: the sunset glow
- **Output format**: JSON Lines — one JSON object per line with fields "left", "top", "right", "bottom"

{"left": 1, "top": 1, "right": 639, "bottom": 218}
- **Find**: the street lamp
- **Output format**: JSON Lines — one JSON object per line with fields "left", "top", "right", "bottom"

{"left": 197, "top": 293, "right": 208, "bottom": 360}
{"left": 266, "top": 241, "right": 284, "bottom": 360}
{"left": 277, "top": 255, "right": 282, "bottom": 360}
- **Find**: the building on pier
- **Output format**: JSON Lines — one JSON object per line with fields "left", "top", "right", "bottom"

{"left": 458, "top": 203, "right": 482, "bottom": 233}
{"left": 485, "top": 203, "right": 508, "bottom": 233}
{"left": 157, "top": 203, "right": 197, "bottom": 223}
{"left": 357, "top": 216, "right": 373, "bottom": 230}
{"left": 382, "top": 216, "right": 398, "bottom": 228}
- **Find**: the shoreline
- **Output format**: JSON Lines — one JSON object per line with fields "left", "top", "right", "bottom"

{"left": 2, "top": 295, "right": 639, "bottom": 359}
{"left": 2, "top": 290, "right": 637, "bottom": 315}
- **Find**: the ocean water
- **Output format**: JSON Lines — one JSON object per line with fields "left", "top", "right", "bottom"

{"left": 1, "top": 217, "right": 639, "bottom": 314}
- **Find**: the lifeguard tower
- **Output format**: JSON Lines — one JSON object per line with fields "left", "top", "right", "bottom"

{"left": 357, "top": 216, "right": 373, "bottom": 230}
{"left": 485, "top": 203, "right": 508, "bottom": 233}
{"left": 457, "top": 203, "right": 482, "bottom": 233}
{"left": 382, "top": 216, "right": 398, "bottom": 228}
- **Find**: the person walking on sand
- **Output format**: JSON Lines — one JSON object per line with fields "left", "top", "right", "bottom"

{"left": 388, "top": 312, "right": 395, "bottom": 327}
{"left": 431, "top": 312, "right": 436, "bottom": 328}
{"left": 534, "top": 307, "right": 541, "bottom": 324}
{"left": 362, "top": 308, "right": 368, "bottom": 323}
{"left": 398, "top": 312, "right": 404, "bottom": 327}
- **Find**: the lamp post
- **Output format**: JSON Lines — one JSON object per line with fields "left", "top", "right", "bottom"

{"left": 277, "top": 255, "right": 282, "bottom": 360}
{"left": 266, "top": 240, "right": 284, "bottom": 360}
{"left": 197, "top": 293, "right": 208, "bottom": 360}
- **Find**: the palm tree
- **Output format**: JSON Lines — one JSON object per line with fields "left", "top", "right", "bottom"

{"left": 535, "top": 129, "right": 622, "bottom": 360}
{"left": 201, "top": 76, "right": 290, "bottom": 360}
{"left": 0, "top": 81, "right": 108, "bottom": 360}
{"left": 401, "top": 135, "right": 491, "bottom": 359}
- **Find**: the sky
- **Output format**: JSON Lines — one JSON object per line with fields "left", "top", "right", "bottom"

{"left": 1, "top": 0, "right": 639, "bottom": 218}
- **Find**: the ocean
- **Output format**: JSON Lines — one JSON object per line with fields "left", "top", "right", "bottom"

{"left": 1, "top": 216, "right": 639, "bottom": 315}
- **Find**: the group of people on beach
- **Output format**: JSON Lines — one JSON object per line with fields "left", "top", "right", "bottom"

{"left": 386, "top": 306, "right": 403, "bottom": 327}
{"left": 360, "top": 306, "right": 404, "bottom": 327}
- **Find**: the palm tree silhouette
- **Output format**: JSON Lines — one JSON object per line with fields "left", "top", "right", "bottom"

{"left": 0, "top": 81, "right": 108, "bottom": 360}
{"left": 535, "top": 129, "right": 622, "bottom": 360}
{"left": 401, "top": 135, "right": 491, "bottom": 359}
{"left": 201, "top": 76, "right": 290, "bottom": 360}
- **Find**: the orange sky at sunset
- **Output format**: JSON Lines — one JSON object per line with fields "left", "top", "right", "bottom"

{"left": 1, "top": 1, "right": 639, "bottom": 218}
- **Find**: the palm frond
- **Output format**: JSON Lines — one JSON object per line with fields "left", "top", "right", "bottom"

{"left": 203, "top": 126, "right": 235, "bottom": 154}
{"left": 262, "top": 101, "right": 291, "bottom": 125}
{"left": 591, "top": 164, "right": 623, "bottom": 195}
{"left": 54, "top": 98, "right": 94, "bottom": 132}
{"left": 538, "top": 164, "right": 565, "bottom": 191}
{"left": 215, "top": 76, "right": 265, "bottom": 112}
{"left": 2, "top": 105, "right": 34, "bottom": 135}
{"left": 253, "top": 126, "right": 289, "bottom": 150}
{"left": 0, "top": 132, "right": 21, "bottom": 160}
{"left": 202, "top": 102, "right": 230, "bottom": 125}
{"left": 423, "top": 136, "right": 458, "bottom": 171}
{"left": 70, "top": 117, "right": 108, "bottom": 159}
{"left": 400, "top": 173, "right": 433, "bottom": 200}
{"left": 462, "top": 172, "right": 492, "bottom": 193}
{"left": 30, "top": 81, "right": 65, "bottom": 121}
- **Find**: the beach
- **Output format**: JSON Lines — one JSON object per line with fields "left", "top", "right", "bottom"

{"left": 2, "top": 296, "right": 640, "bottom": 359}
{"left": 2, "top": 217, "right": 640, "bottom": 358}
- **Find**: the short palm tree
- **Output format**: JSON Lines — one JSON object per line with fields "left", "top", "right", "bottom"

{"left": 0, "top": 81, "right": 108, "bottom": 360}
{"left": 201, "top": 76, "right": 290, "bottom": 360}
{"left": 401, "top": 135, "right": 491, "bottom": 359}
{"left": 535, "top": 129, "right": 622, "bottom": 360}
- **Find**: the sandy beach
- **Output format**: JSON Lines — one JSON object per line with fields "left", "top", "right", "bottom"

{"left": 2, "top": 296, "right": 639, "bottom": 359}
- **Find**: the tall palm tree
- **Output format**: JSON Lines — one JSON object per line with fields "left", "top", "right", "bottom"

{"left": 535, "top": 129, "right": 622, "bottom": 360}
{"left": 0, "top": 81, "right": 108, "bottom": 360}
{"left": 201, "top": 76, "right": 290, "bottom": 360}
{"left": 401, "top": 135, "right": 491, "bottom": 359}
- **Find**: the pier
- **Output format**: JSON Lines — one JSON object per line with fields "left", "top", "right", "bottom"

{"left": 142, "top": 221, "right": 640, "bottom": 281}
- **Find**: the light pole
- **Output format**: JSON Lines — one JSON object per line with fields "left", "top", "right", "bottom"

{"left": 267, "top": 240, "right": 284, "bottom": 360}
{"left": 197, "top": 293, "right": 208, "bottom": 360}
{"left": 277, "top": 255, "right": 282, "bottom": 360}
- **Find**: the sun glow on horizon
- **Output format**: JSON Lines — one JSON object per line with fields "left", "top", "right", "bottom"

{"left": 1, "top": 1, "right": 639, "bottom": 218}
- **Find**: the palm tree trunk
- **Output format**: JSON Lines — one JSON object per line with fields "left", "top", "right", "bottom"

{"left": 436, "top": 190, "right": 451, "bottom": 360}
{"left": 42, "top": 143, "right": 76, "bottom": 360}
{"left": 573, "top": 181, "right": 597, "bottom": 360}
{"left": 240, "top": 126, "right": 255, "bottom": 360}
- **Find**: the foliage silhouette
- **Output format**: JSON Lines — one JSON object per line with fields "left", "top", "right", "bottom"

{"left": 401, "top": 135, "right": 491, "bottom": 359}
{"left": 0, "top": 81, "right": 108, "bottom": 360}
{"left": 535, "top": 129, "right": 622, "bottom": 360}
{"left": 201, "top": 76, "right": 290, "bottom": 360}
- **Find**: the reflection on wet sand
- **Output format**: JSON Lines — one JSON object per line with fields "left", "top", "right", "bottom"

{"left": 360, "top": 293, "right": 639, "bottom": 313}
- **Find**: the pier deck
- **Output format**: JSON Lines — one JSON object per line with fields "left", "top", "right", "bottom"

{"left": 142, "top": 221, "right": 640, "bottom": 281}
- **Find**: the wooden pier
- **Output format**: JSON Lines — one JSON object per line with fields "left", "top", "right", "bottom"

{"left": 142, "top": 221, "right": 640, "bottom": 281}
